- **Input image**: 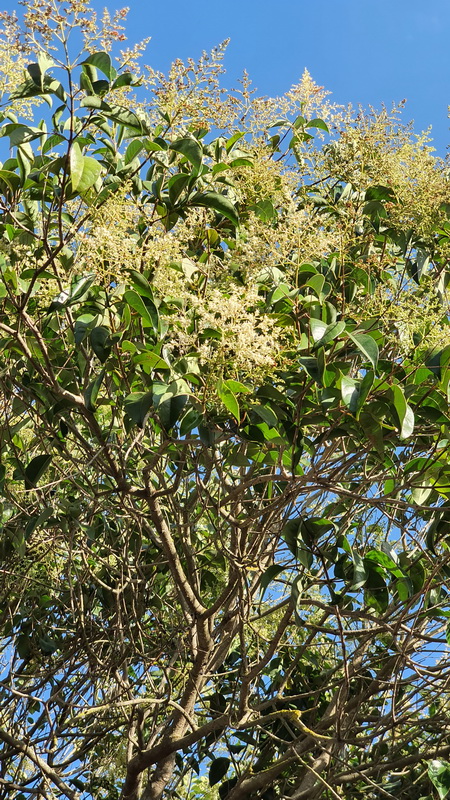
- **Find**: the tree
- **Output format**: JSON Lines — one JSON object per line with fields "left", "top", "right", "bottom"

{"left": 1, "top": 3, "right": 450, "bottom": 799}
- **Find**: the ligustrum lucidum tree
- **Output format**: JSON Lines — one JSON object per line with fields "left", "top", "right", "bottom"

{"left": 1, "top": 3, "right": 450, "bottom": 799}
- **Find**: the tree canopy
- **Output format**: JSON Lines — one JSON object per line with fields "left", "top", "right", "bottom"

{"left": 1, "top": 3, "right": 450, "bottom": 799}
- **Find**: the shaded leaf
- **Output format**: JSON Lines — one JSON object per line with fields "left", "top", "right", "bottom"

{"left": 259, "top": 564, "right": 284, "bottom": 596}
{"left": 90, "top": 326, "right": 111, "bottom": 363}
{"left": 24, "top": 454, "right": 52, "bottom": 489}
{"left": 84, "top": 368, "right": 105, "bottom": 411}
{"left": 209, "top": 757, "right": 230, "bottom": 787}
{"left": 124, "top": 391, "right": 153, "bottom": 428}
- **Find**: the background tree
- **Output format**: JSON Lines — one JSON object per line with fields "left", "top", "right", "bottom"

{"left": 1, "top": 3, "right": 450, "bottom": 800}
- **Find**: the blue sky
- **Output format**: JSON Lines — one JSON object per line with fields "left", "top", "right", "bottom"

{"left": 3, "top": 0, "right": 449, "bottom": 155}
{"left": 103, "top": 0, "right": 450, "bottom": 157}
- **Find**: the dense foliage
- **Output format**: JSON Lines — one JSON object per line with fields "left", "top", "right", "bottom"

{"left": 1, "top": 3, "right": 450, "bottom": 799}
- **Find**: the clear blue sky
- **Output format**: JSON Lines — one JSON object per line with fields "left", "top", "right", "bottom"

{"left": 112, "top": 0, "right": 450, "bottom": 157}
{"left": 4, "top": 0, "right": 450, "bottom": 156}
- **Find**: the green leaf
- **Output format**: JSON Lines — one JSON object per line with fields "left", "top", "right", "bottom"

{"left": 259, "top": 564, "right": 284, "bottom": 596}
{"left": 133, "top": 351, "right": 170, "bottom": 371}
{"left": 81, "top": 51, "right": 116, "bottom": 81}
{"left": 391, "top": 384, "right": 415, "bottom": 439}
{"left": 356, "top": 369, "right": 374, "bottom": 415}
{"left": 124, "top": 391, "right": 153, "bottom": 428}
{"left": 69, "top": 273, "right": 96, "bottom": 305}
{"left": 90, "top": 326, "right": 111, "bottom": 363}
{"left": 25, "top": 506, "right": 53, "bottom": 539}
{"left": 310, "top": 318, "right": 327, "bottom": 343}
{"left": 351, "top": 552, "right": 367, "bottom": 590}
{"left": 24, "top": 454, "right": 52, "bottom": 489}
{"left": 428, "top": 760, "right": 450, "bottom": 799}
{"left": 72, "top": 156, "right": 102, "bottom": 194}
{"left": 1, "top": 123, "right": 44, "bottom": 146}
{"left": 81, "top": 99, "right": 145, "bottom": 132}
{"left": 348, "top": 331, "right": 379, "bottom": 370}
{"left": 192, "top": 191, "right": 239, "bottom": 227}
{"left": 249, "top": 199, "right": 276, "bottom": 222}
{"left": 157, "top": 392, "right": 187, "bottom": 431}
{"left": 312, "top": 319, "right": 345, "bottom": 347}
{"left": 305, "top": 117, "right": 329, "bottom": 132}
{"left": 341, "top": 375, "right": 359, "bottom": 414}
{"left": 217, "top": 381, "right": 240, "bottom": 422}
{"left": 74, "top": 315, "right": 96, "bottom": 345}
{"left": 128, "top": 270, "right": 155, "bottom": 300}
{"left": 69, "top": 142, "right": 84, "bottom": 190}
{"left": 124, "top": 290, "right": 159, "bottom": 331}
{"left": 125, "top": 139, "right": 144, "bottom": 165}
{"left": 282, "top": 518, "right": 301, "bottom": 556}
{"left": 291, "top": 574, "right": 303, "bottom": 620}
{"left": 84, "top": 368, "right": 105, "bottom": 411}
{"left": 79, "top": 95, "right": 103, "bottom": 110}
{"left": 111, "top": 72, "right": 135, "bottom": 90}
{"left": 168, "top": 173, "right": 191, "bottom": 205}
{"left": 209, "top": 757, "right": 230, "bottom": 787}
{"left": 252, "top": 404, "right": 278, "bottom": 427}
{"left": 223, "top": 379, "right": 251, "bottom": 395}
{"left": 0, "top": 170, "right": 21, "bottom": 192}
{"left": 48, "top": 275, "right": 95, "bottom": 312}
{"left": 169, "top": 137, "right": 203, "bottom": 172}
{"left": 299, "top": 357, "right": 324, "bottom": 385}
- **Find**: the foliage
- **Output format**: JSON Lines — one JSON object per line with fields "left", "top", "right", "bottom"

{"left": 1, "top": 3, "right": 450, "bottom": 800}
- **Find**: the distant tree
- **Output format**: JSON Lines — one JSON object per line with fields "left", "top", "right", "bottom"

{"left": 1, "top": 3, "right": 450, "bottom": 799}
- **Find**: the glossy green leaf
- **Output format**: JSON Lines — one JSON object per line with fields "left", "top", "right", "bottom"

{"left": 81, "top": 51, "right": 116, "bottom": 81}
{"left": 25, "top": 506, "right": 53, "bottom": 539}
{"left": 305, "top": 117, "right": 329, "bottom": 132}
{"left": 312, "top": 320, "right": 345, "bottom": 347}
{"left": 125, "top": 140, "right": 144, "bottom": 165}
{"left": 428, "top": 760, "right": 450, "bottom": 799}
{"left": 170, "top": 137, "right": 203, "bottom": 172}
{"left": 124, "top": 290, "right": 159, "bottom": 331}
{"left": 84, "top": 368, "right": 105, "bottom": 411}
{"left": 133, "top": 351, "right": 170, "bottom": 371}
{"left": 259, "top": 564, "right": 285, "bottom": 596}
{"left": 356, "top": 369, "right": 374, "bottom": 415}
{"left": 348, "top": 331, "right": 379, "bottom": 369}
{"left": 192, "top": 191, "right": 239, "bottom": 227}
{"left": 217, "top": 382, "right": 240, "bottom": 422}
{"left": 24, "top": 454, "right": 52, "bottom": 489}
{"left": 69, "top": 142, "right": 84, "bottom": 190}
{"left": 69, "top": 273, "right": 96, "bottom": 305}
{"left": 341, "top": 375, "right": 359, "bottom": 414}
{"left": 310, "top": 318, "right": 327, "bottom": 343}
{"left": 111, "top": 72, "right": 135, "bottom": 90}
{"left": 157, "top": 393, "right": 188, "bottom": 431}
{"left": 124, "top": 391, "right": 153, "bottom": 428}
{"left": 72, "top": 156, "right": 102, "bottom": 193}
{"left": 128, "top": 270, "right": 155, "bottom": 301}
{"left": 351, "top": 552, "right": 367, "bottom": 590}
{"left": 223, "top": 379, "right": 251, "bottom": 394}
{"left": 90, "top": 326, "right": 111, "bottom": 363}
{"left": 391, "top": 384, "right": 414, "bottom": 439}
